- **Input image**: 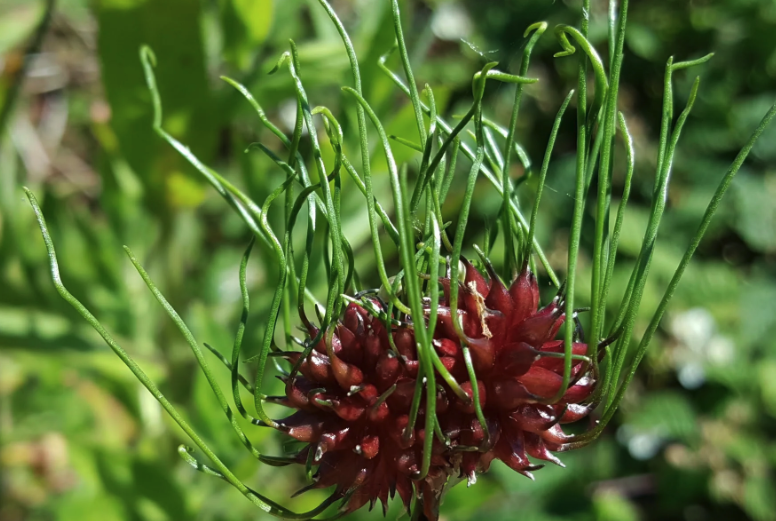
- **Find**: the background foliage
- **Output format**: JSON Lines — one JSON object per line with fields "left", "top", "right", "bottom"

{"left": 1, "top": 0, "right": 775, "bottom": 520}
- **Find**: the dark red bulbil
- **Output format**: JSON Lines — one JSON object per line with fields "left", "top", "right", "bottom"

{"left": 273, "top": 263, "right": 596, "bottom": 519}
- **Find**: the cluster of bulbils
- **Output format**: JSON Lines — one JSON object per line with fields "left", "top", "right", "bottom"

{"left": 271, "top": 261, "right": 597, "bottom": 520}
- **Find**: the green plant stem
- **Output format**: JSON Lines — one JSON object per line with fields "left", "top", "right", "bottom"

{"left": 23, "top": 188, "right": 334, "bottom": 519}
{"left": 377, "top": 54, "right": 559, "bottom": 286}
{"left": 502, "top": 22, "right": 547, "bottom": 274}
{"left": 569, "top": 99, "right": 776, "bottom": 447}
{"left": 589, "top": 0, "right": 628, "bottom": 377}
{"left": 391, "top": 0, "right": 426, "bottom": 147}
{"left": 606, "top": 73, "right": 702, "bottom": 409}
{"left": 525, "top": 90, "right": 574, "bottom": 261}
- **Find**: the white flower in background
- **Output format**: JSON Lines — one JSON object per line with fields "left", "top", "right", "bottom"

{"left": 431, "top": 2, "right": 472, "bottom": 41}
{"left": 669, "top": 308, "right": 734, "bottom": 390}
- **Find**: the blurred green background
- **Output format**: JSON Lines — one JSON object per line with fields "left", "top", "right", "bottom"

{"left": 2, "top": 0, "right": 776, "bottom": 520}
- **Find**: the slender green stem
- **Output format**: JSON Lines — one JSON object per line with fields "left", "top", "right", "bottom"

{"left": 408, "top": 87, "right": 439, "bottom": 216}
{"left": 203, "top": 343, "right": 255, "bottom": 393}
{"left": 140, "top": 47, "right": 273, "bottom": 249}
{"left": 554, "top": 24, "right": 609, "bottom": 116}
{"left": 231, "top": 239, "right": 259, "bottom": 416}
{"left": 589, "top": 0, "right": 627, "bottom": 368}
{"left": 443, "top": 64, "right": 495, "bottom": 442}
{"left": 570, "top": 99, "right": 776, "bottom": 447}
{"left": 606, "top": 76, "right": 701, "bottom": 408}
{"left": 280, "top": 43, "right": 346, "bottom": 317}
{"left": 314, "top": 0, "right": 394, "bottom": 313}
{"left": 598, "top": 112, "right": 635, "bottom": 333}
{"left": 377, "top": 53, "right": 559, "bottom": 285}
{"left": 124, "top": 245, "right": 265, "bottom": 454}
{"left": 525, "top": 90, "right": 574, "bottom": 261}
{"left": 24, "top": 188, "right": 332, "bottom": 519}
{"left": 397, "top": 168, "right": 436, "bottom": 479}
{"left": 391, "top": 0, "right": 426, "bottom": 147}
{"left": 499, "top": 23, "right": 543, "bottom": 273}
{"left": 557, "top": 0, "right": 590, "bottom": 406}
{"left": 410, "top": 69, "right": 537, "bottom": 215}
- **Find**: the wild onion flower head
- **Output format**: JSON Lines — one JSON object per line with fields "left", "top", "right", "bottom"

{"left": 274, "top": 261, "right": 597, "bottom": 518}
{"left": 24, "top": 0, "right": 776, "bottom": 519}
